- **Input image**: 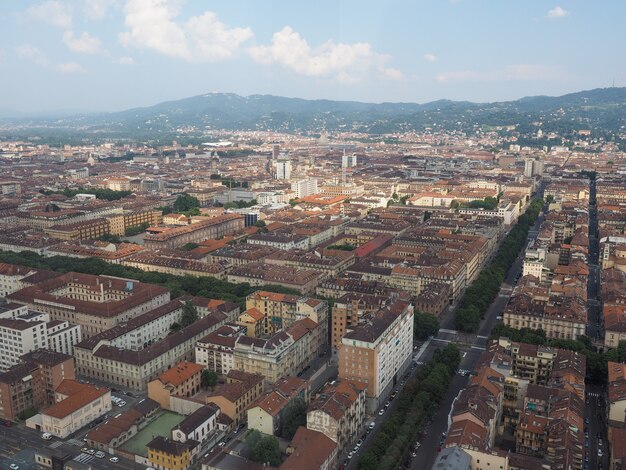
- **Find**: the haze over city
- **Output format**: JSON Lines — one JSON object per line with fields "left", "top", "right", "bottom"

{"left": 1, "top": 0, "right": 626, "bottom": 112}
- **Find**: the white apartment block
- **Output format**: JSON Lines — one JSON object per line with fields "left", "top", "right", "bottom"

{"left": 0, "top": 310, "right": 82, "bottom": 371}
{"left": 523, "top": 246, "right": 548, "bottom": 281}
{"left": 291, "top": 178, "right": 318, "bottom": 199}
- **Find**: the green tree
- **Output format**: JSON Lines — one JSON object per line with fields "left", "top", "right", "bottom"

{"left": 252, "top": 435, "right": 281, "bottom": 467}
{"left": 180, "top": 301, "right": 199, "bottom": 327}
{"left": 413, "top": 312, "right": 440, "bottom": 340}
{"left": 245, "top": 429, "right": 262, "bottom": 452}
{"left": 254, "top": 220, "right": 266, "bottom": 228}
{"left": 173, "top": 193, "right": 200, "bottom": 213}
{"left": 279, "top": 397, "right": 307, "bottom": 439}
{"left": 201, "top": 369, "right": 218, "bottom": 389}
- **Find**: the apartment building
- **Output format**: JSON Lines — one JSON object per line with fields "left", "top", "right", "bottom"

{"left": 330, "top": 293, "right": 389, "bottom": 350}
{"left": 195, "top": 324, "right": 246, "bottom": 375}
{"left": 338, "top": 300, "right": 414, "bottom": 411}
{"left": 245, "top": 290, "right": 328, "bottom": 340}
{"left": 144, "top": 214, "right": 244, "bottom": 249}
{"left": 0, "top": 315, "right": 81, "bottom": 371}
{"left": 8, "top": 272, "right": 171, "bottom": 338}
{"left": 281, "top": 427, "right": 338, "bottom": 470}
{"left": 233, "top": 318, "right": 323, "bottom": 384}
{"left": 148, "top": 362, "right": 203, "bottom": 410}
{"left": 607, "top": 362, "right": 626, "bottom": 427}
{"left": 0, "top": 264, "right": 37, "bottom": 297}
{"left": 247, "top": 376, "right": 309, "bottom": 436}
{"left": 45, "top": 218, "right": 111, "bottom": 241}
{"left": 74, "top": 312, "right": 227, "bottom": 390}
{"left": 228, "top": 263, "right": 321, "bottom": 294}
{"left": 41, "top": 379, "right": 111, "bottom": 438}
{"left": 204, "top": 370, "right": 264, "bottom": 426}
{"left": 306, "top": 379, "right": 367, "bottom": 453}
{"left": 147, "top": 436, "right": 198, "bottom": 470}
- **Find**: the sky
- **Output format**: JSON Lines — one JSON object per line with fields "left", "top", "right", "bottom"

{"left": 1, "top": 0, "right": 625, "bottom": 113}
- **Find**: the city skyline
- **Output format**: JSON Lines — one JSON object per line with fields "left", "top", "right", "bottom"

{"left": 1, "top": 0, "right": 625, "bottom": 113}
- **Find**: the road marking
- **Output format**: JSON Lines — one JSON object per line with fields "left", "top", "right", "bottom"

{"left": 476, "top": 335, "right": 488, "bottom": 339}
{"left": 439, "top": 329, "right": 457, "bottom": 334}
{"left": 471, "top": 345, "right": 486, "bottom": 350}
{"left": 433, "top": 338, "right": 451, "bottom": 343}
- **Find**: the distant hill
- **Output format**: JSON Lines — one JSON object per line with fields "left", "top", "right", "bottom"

{"left": 1, "top": 87, "right": 625, "bottom": 141}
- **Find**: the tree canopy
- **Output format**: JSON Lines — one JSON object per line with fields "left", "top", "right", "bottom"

{"left": 173, "top": 193, "right": 200, "bottom": 213}
{"left": 279, "top": 398, "right": 307, "bottom": 439}
{"left": 180, "top": 301, "right": 199, "bottom": 327}
{"left": 201, "top": 369, "right": 218, "bottom": 389}
{"left": 413, "top": 311, "right": 440, "bottom": 340}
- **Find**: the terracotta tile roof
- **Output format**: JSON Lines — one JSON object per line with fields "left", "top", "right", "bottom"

{"left": 280, "top": 427, "right": 336, "bottom": 470}
{"left": 44, "top": 379, "right": 109, "bottom": 419}
{"left": 157, "top": 362, "right": 203, "bottom": 387}
{"left": 242, "top": 307, "right": 264, "bottom": 322}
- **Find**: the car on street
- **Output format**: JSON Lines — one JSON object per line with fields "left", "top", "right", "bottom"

{"left": 10, "top": 464, "right": 19, "bottom": 470}
{"left": 584, "top": 417, "right": 590, "bottom": 424}
{"left": 42, "top": 432, "right": 52, "bottom": 440}
{"left": 368, "top": 422, "right": 375, "bottom": 431}
{"left": 95, "top": 451, "right": 105, "bottom": 458}
{"left": 378, "top": 408, "right": 385, "bottom": 416}
{"left": 81, "top": 447, "right": 89, "bottom": 452}
{"left": 218, "top": 441, "right": 226, "bottom": 448}
{"left": 110, "top": 457, "right": 119, "bottom": 463}
{"left": 348, "top": 451, "right": 354, "bottom": 459}
{"left": 356, "top": 439, "right": 363, "bottom": 448}
{"left": 598, "top": 449, "right": 603, "bottom": 457}
{"left": 87, "top": 449, "right": 95, "bottom": 455}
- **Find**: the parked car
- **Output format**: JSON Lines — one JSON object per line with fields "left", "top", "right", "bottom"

{"left": 95, "top": 451, "right": 105, "bottom": 459}
{"left": 368, "top": 422, "right": 375, "bottom": 431}
{"left": 347, "top": 451, "right": 354, "bottom": 460}
{"left": 110, "top": 457, "right": 119, "bottom": 463}
{"left": 10, "top": 464, "right": 19, "bottom": 470}
{"left": 356, "top": 439, "right": 363, "bottom": 448}
{"left": 41, "top": 433, "right": 52, "bottom": 440}
{"left": 378, "top": 409, "right": 385, "bottom": 416}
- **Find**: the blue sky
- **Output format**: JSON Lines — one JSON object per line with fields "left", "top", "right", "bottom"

{"left": 1, "top": 0, "right": 624, "bottom": 113}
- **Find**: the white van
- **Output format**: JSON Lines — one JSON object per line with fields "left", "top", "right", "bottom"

{"left": 42, "top": 432, "right": 52, "bottom": 440}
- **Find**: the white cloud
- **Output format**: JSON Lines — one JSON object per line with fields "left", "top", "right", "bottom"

{"left": 437, "top": 64, "right": 566, "bottom": 83}
{"left": 382, "top": 68, "right": 405, "bottom": 80}
{"left": 547, "top": 6, "right": 568, "bottom": 18}
{"left": 423, "top": 53, "right": 437, "bottom": 62}
{"left": 16, "top": 44, "right": 49, "bottom": 66}
{"left": 248, "top": 26, "right": 402, "bottom": 82}
{"left": 83, "top": 0, "right": 116, "bottom": 20}
{"left": 63, "top": 31, "right": 102, "bottom": 54}
{"left": 56, "top": 62, "right": 86, "bottom": 74}
{"left": 118, "top": 0, "right": 253, "bottom": 62}
{"left": 115, "top": 56, "right": 135, "bottom": 65}
{"left": 25, "top": 1, "right": 72, "bottom": 29}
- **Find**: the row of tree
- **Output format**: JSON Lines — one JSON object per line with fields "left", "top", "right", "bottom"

{"left": 357, "top": 344, "right": 461, "bottom": 470}
{"left": 455, "top": 198, "right": 544, "bottom": 332}
{"left": 0, "top": 250, "right": 301, "bottom": 307}
{"left": 40, "top": 187, "right": 133, "bottom": 201}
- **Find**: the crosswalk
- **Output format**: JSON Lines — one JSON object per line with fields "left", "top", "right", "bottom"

{"left": 49, "top": 441, "right": 63, "bottom": 449}
{"left": 67, "top": 438, "right": 84, "bottom": 447}
{"left": 588, "top": 392, "right": 602, "bottom": 398}
{"left": 73, "top": 453, "right": 95, "bottom": 464}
